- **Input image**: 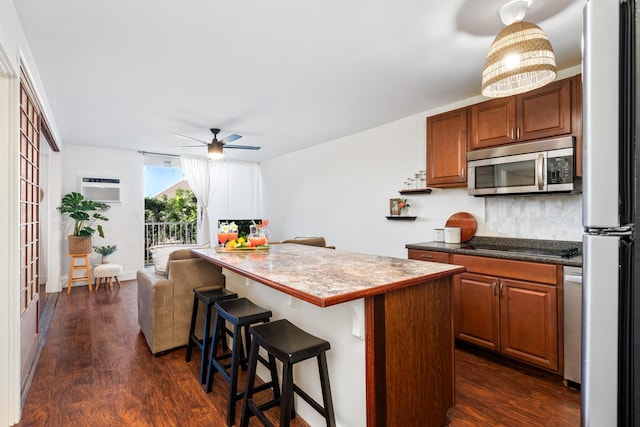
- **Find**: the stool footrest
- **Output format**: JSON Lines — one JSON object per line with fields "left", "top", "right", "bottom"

{"left": 247, "top": 399, "right": 276, "bottom": 427}
{"left": 293, "top": 383, "right": 325, "bottom": 417}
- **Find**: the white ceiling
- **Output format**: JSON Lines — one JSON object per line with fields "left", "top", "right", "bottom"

{"left": 14, "top": 0, "right": 585, "bottom": 162}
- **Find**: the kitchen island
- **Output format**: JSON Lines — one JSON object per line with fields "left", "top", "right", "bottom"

{"left": 194, "top": 244, "right": 465, "bottom": 427}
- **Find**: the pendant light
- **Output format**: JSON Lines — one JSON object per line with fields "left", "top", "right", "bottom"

{"left": 481, "top": 0, "right": 557, "bottom": 98}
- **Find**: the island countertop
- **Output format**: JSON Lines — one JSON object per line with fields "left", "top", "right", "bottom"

{"left": 193, "top": 243, "right": 465, "bottom": 307}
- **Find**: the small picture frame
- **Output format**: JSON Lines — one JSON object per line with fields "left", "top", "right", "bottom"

{"left": 389, "top": 198, "right": 403, "bottom": 216}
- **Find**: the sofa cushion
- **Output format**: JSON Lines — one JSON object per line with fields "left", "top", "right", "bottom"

{"left": 150, "top": 243, "right": 209, "bottom": 277}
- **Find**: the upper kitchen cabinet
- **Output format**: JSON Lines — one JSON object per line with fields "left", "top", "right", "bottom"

{"left": 470, "top": 77, "right": 578, "bottom": 150}
{"left": 426, "top": 108, "right": 468, "bottom": 187}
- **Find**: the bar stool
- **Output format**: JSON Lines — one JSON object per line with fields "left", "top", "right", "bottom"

{"left": 207, "top": 298, "right": 280, "bottom": 426}
{"left": 240, "top": 319, "right": 336, "bottom": 427}
{"left": 185, "top": 286, "right": 238, "bottom": 384}
{"left": 67, "top": 254, "right": 92, "bottom": 294}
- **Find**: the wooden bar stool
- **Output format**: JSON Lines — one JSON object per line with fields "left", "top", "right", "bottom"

{"left": 207, "top": 298, "right": 280, "bottom": 426}
{"left": 185, "top": 286, "right": 238, "bottom": 384}
{"left": 240, "top": 319, "right": 336, "bottom": 427}
{"left": 67, "top": 254, "right": 92, "bottom": 294}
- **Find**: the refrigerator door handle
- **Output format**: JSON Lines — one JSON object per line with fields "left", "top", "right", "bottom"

{"left": 585, "top": 224, "right": 634, "bottom": 236}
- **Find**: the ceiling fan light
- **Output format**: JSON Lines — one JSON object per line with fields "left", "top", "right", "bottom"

{"left": 481, "top": 20, "right": 557, "bottom": 98}
{"left": 208, "top": 142, "right": 224, "bottom": 159}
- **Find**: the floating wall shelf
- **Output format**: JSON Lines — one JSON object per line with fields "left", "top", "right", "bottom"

{"left": 386, "top": 216, "right": 417, "bottom": 221}
{"left": 399, "top": 188, "right": 432, "bottom": 195}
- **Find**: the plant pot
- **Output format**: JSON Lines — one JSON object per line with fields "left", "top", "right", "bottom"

{"left": 101, "top": 255, "right": 110, "bottom": 264}
{"left": 68, "top": 235, "right": 92, "bottom": 255}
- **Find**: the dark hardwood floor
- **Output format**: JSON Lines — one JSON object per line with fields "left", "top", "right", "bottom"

{"left": 448, "top": 343, "right": 580, "bottom": 426}
{"left": 17, "top": 281, "right": 580, "bottom": 426}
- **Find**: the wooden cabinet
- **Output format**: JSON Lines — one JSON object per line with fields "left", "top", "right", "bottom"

{"left": 407, "top": 249, "right": 449, "bottom": 263}
{"left": 454, "top": 273, "right": 500, "bottom": 351}
{"left": 470, "top": 78, "right": 576, "bottom": 150}
{"left": 426, "top": 108, "right": 468, "bottom": 188}
{"left": 500, "top": 278, "right": 558, "bottom": 371}
{"left": 452, "top": 254, "right": 561, "bottom": 373}
{"left": 409, "top": 248, "right": 564, "bottom": 373}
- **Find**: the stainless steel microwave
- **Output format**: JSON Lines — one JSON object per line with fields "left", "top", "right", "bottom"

{"left": 467, "top": 136, "right": 580, "bottom": 196}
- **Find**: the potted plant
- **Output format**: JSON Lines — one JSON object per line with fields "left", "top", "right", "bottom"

{"left": 58, "top": 192, "right": 110, "bottom": 254}
{"left": 93, "top": 244, "right": 117, "bottom": 263}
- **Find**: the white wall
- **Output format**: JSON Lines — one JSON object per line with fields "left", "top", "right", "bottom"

{"left": 61, "top": 145, "right": 145, "bottom": 285}
{"left": 261, "top": 109, "right": 486, "bottom": 258}
{"left": 261, "top": 73, "right": 584, "bottom": 256}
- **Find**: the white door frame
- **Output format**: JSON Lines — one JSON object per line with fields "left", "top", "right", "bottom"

{"left": 0, "top": 42, "right": 22, "bottom": 426}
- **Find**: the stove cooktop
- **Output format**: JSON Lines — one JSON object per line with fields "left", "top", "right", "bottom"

{"left": 463, "top": 244, "right": 581, "bottom": 259}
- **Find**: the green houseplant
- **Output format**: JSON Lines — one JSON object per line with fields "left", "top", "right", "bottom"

{"left": 58, "top": 192, "right": 110, "bottom": 254}
{"left": 93, "top": 244, "right": 117, "bottom": 263}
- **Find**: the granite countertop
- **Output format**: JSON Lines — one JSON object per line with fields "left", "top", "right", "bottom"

{"left": 406, "top": 236, "right": 583, "bottom": 267}
{"left": 193, "top": 244, "right": 465, "bottom": 307}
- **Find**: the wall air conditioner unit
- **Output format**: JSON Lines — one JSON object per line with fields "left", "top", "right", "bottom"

{"left": 80, "top": 177, "right": 121, "bottom": 203}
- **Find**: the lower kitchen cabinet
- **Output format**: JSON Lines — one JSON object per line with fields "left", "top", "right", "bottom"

{"left": 453, "top": 255, "right": 561, "bottom": 373}
{"left": 499, "top": 278, "right": 558, "bottom": 371}
{"left": 410, "top": 248, "right": 563, "bottom": 374}
{"left": 454, "top": 273, "right": 500, "bottom": 352}
{"left": 454, "top": 273, "right": 559, "bottom": 371}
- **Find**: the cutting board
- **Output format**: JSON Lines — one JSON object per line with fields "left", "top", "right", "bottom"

{"left": 445, "top": 212, "right": 477, "bottom": 243}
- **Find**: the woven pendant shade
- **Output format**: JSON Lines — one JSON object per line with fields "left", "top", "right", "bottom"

{"left": 482, "top": 20, "right": 557, "bottom": 98}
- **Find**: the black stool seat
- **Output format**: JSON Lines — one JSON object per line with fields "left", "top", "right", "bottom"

{"left": 241, "top": 319, "right": 336, "bottom": 427}
{"left": 215, "top": 297, "right": 273, "bottom": 325}
{"left": 185, "top": 286, "right": 237, "bottom": 384}
{"left": 207, "top": 297, "right": 280, "bottom": 426}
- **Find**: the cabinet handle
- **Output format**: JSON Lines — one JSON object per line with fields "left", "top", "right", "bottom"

{"left": 420, "top": 255, "right": 434, "bottom": 259}
{"left": 492, "top": 282, "right": 497, "bottom": 296}
{"left": 461, "top": 167, "right": 465, "bottom": 178}
{"left": 499, "top": 282, "right": 504, "bottom": 297}
{"left": 517, "top": 127, "right": 521, "bottom": 139}
{"left": 511, "top": 128, "right": 515, "bottom": 140}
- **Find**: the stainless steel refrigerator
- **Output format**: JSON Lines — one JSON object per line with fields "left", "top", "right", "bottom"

{"left": 582, "top": 0, "right": 637, "bottom": 425}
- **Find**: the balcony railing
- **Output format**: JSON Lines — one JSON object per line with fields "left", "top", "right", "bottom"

{"left": 145, "top": 221, "right": 198, "bottom": 264}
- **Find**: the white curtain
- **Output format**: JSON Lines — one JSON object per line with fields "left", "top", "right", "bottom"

{"left": 180, "top": 156, "right": 212, "bottom": 244}
{"left": 209, "top": 162, "right": 261, "bottom": 222}
{"left": 181, "top": 157, "right": 262, "bottom": 245}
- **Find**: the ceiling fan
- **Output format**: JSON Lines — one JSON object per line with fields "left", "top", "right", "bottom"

{"left": 175, "top": 128, "right": 261, "bottom": 159}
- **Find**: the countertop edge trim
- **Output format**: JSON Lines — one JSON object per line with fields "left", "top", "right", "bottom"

{"left": 193, "top": 249, "right": 466, "bottom": 307}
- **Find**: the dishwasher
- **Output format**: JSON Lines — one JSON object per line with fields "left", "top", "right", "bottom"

{"left": 563, "top": 266, "right": 583, "bottom": 387}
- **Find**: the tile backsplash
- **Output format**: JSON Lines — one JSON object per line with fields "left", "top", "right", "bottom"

{"left": 484, "top": 194, "right": 583, "bottom": 242}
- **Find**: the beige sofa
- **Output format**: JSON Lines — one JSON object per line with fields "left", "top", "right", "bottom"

{"left": 137, "top": 247, "right": 225, "bottom": 355}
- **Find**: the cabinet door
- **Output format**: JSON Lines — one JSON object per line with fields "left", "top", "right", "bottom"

{"left": 516, "top": 78, "right": 572, "bottom": 142}
{"left": 470, "top": 97, "right": 516, "bottom": 149}
{"left": 499, "top": 278, "right": 559, "bottom": 372}
{"left": 454, "top": 273, "right": 500, "bottom": 351}
{"left": 426, "top": 108, "right": 468, "bottom": 187}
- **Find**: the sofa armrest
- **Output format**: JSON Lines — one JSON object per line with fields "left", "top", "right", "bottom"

{"left": 168, "top": 258, "right": 226, "bottom": 349}
{"left": 137, "top": 268, "right": 173, "bottom": 354}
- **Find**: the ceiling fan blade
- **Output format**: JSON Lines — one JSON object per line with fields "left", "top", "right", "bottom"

{"left": 173, "top": 134, "right": 208, "bottom": 145}
{"left": 224, "top": 144, "right": 261, "bottom": 150}
{"left": 222, "top": 133, "right": 243, "bottom": 143}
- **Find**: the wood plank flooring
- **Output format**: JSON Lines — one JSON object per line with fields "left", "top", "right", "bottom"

{"left": 17, "top": 280, "right": 580, "bottom": 426}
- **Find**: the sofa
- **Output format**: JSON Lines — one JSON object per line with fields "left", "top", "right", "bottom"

{"left": 137, "top": 246, "right": 225, "bottom": 355}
